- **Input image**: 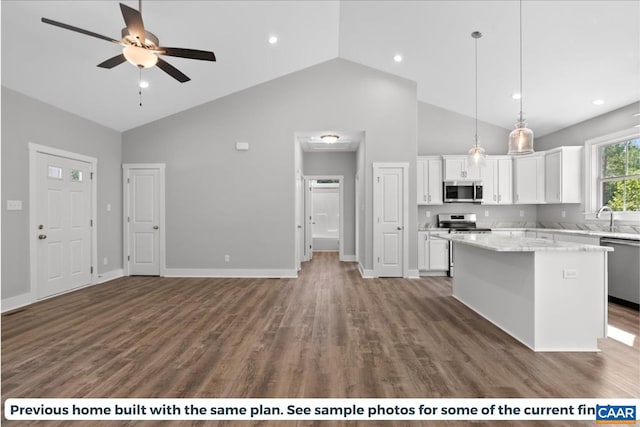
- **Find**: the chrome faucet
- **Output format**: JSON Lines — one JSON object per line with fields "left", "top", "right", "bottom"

{"left": 596, "top": 205, "right": 615, "bottom": 231}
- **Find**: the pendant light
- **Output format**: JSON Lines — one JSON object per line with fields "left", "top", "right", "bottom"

{"left": 468, "top": 31, "right": 486, "bottom": 168}
{"left": 508, "top": 0, "right": 534, "bottom": 154}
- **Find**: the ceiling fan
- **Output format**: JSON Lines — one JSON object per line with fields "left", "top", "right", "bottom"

{"left": 41, "top": 1, "right": 216, "bottom": 83}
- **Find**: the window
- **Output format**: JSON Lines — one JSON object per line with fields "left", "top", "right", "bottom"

{"left": 585, "top": 128, "right": 640, "bottom": 219}
{"left": 599, "top": 138, "right": 639, "bottom": 211}
{"left": 48, "top": 165, "right": 62, "bottom": 179}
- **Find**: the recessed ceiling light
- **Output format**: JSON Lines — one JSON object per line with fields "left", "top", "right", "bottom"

{"left": 592, "top": 99, "right": 605, "bottom": 106}
{"left": 393, "top": 54, "right": 403, "bottom": 63}
{"left": 268, "top": 36, "right": 278, "bottom": 45}
{"left": 512, "top": 93, "right": 521, "bottom": 100}
{"left": 139, "top": 81, "right": 149, "bottom": 89}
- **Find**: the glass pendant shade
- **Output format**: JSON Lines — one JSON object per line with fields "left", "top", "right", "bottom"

{"left": 123, "top": 46, "right": 158, "bottom": 68}
{"left": 508, "top": 118, "right": 534, "bottom": 154}
{"left": 467, "top": 139, "right": 486, "bottom": 167}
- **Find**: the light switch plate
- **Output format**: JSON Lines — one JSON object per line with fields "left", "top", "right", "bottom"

{"left": 7, "top": 200, "right": 22, "bottom": 211}
{"left": 563, "top": 269, "right": 578, "bottom": 279}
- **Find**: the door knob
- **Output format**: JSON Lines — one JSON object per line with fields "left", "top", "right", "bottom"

{"left": 38, "top": 234, "right": 47, "bottom": 240}
{"left": 397, "top": 226, "right": 403, "bottom": 230}
{"left": 153, "top": 225, "right": 159, "bottom": 230}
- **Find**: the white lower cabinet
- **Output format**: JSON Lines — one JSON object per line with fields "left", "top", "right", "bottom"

{"left": 418, "top": 232, "right": 450, "bottom": 275}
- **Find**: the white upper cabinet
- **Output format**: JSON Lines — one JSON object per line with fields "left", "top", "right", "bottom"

{"left": 545, "top": 147, "right": 583, "bottom": 204}
{"left": 481, "top": 156, "right": 512, "bottom": 205}
{"left": 417, "top": 156, "right": 443, "bottom": 205}
{"left": 514, "top": 153, "right": 545, "bottom": 204}
{"left": 442, "top": 156, "right": 481, "bottom": 181}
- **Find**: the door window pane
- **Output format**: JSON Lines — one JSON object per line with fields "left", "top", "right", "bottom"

{"left": 70, "top": 169, "right": 83, "bottom": 182}
{"left": 48, "top": 166, "right": 62, "bottom": 179}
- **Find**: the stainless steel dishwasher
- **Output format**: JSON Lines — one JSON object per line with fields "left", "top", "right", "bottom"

{"left": 601, "top": 238, "right": 640, "bottom": 309}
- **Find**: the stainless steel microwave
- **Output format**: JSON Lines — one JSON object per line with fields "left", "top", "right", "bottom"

{"left": 443, "top": 181, "right": 483, "bottom": 203}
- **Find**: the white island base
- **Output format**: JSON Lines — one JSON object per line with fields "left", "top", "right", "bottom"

{"left": 451, "top": 239, "right": 609, "bottom": 352}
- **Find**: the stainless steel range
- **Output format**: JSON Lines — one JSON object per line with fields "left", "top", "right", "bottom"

{"left": 437, "top": 213, "right": 491, "bottom": 276}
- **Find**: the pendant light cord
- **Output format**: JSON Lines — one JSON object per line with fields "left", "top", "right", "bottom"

{"left": 475, "top": 34, "right": 478, "bottom": 147}
{"left": 519, "top": 0, "right": 523, "bottom": 122}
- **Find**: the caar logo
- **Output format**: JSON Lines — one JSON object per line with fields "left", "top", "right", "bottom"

{"left": 596, "top": 405, "right": 636, "bottom": 424}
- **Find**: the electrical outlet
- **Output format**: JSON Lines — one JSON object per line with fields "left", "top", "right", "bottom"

{"left": 225, "top": 254, "right": 230, "bottom": 262}
{"left": 426, "top": 211, "right": 431, "bottom": 218}
{"left": 484, "top": 210, "right": 489, "bottom": 217}
{"left": 519, "top": 210, "right": 525, "bottom": 217}
{"left": 103, "top": 257, "right": 108, "bottom": 265}
{"left": 561, "top": 210, "right": 566, "bottom": 218}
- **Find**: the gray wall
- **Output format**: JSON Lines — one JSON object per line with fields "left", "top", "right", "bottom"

{"left": 418, "top": 101, "right": 512, "bottom": 156}
{"left": 1, "top": 87, "right": 122, "bottom": 300}
{"left": 536, "top": 102, "right": 640, "bottom": 226}
{"left": 303, "top": 151, "right": 357, "bottom": 256}
{"left": 122, "top": 58, "right": 418, "bottom": 272}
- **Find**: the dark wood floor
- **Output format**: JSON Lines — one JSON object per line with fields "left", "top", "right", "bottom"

{"left": 2, "top": 252, "right": 639, "bottom": 427}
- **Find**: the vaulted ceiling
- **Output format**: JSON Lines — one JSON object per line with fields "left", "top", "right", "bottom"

{"left": 2, "top": 1, "right": 639, "bottom": 135}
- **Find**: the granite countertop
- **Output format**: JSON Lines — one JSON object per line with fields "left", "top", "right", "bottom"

{"left": 418, "top": 226, "right": 639, "bottom": 241}
{"left": 435, "top": 233, "right": 614, "bottom": 252}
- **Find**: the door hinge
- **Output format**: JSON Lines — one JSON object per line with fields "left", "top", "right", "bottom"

{"left": 90, "top": 172, "right": 94, "bottom": 180}
{"left": 90, "top": 219, "right": 93, "bottom": 227}
{"left": 377, "top": 177, "right": 380, "bottom": 183}
{"left": 127, "top": 216, "right": 130, "bottom": 223}
{"left": 377, "top": 257, "right": 380, "bottom": 263}
{"left": 90, "top": 266, "right": 94, "bottom": 274}
{"left": 127, "top": 178, "right": 130, "bottom": 184}
{"left": 127, "top": 255, "right": 130, "bottom": 261}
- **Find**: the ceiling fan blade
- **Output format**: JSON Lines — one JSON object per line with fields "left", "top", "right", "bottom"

{"left": 97, "top": 54, "right": 127, "bottom": 69}
{"left": 156, "top": 58, "right": 190, "bottom": 83}
{"left": 41, "top": 17, "right": 121, "bottom": 44}
{"left": 119, "top": 3, "right": 146, "bottom": 42}
{"left": 159, "top": 47, "right": 216, "bottom": 62}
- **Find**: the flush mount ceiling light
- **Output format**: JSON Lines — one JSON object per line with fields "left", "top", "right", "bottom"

{"left": 467, "top": 31, "right": 486, "bottom": 168}
{"left": 508, "top": 0, "right": 534, "bottom": 155}
{"left": 320, "top": 134, "right": 340, "bottom": 143}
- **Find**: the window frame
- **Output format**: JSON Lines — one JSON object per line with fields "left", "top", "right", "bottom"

{"left": 584, "top": 127, "right": 640, "bottom": 221}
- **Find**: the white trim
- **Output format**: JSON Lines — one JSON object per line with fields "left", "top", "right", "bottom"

{"left": 358, "top": 263, "right": 375, "bottom": 278}
{"left": 304, "top": 175, "right": 345, "bottom": 262}
{"left": 407, "top": 269, "right": 420, "bottom": 279}
{"left": 584, "top": 128, "right": 640, "bottom": 220}
{"left": 28, "top": 143, "right": 98, "bottom": 303}
{"left": 340, "top": 254, "right": 357, "bottom": 262}
{"left": 372, "top": 162, "right": 410, "bottom": 278}
{"left": 96, "top": 269, "right": 124, "bottom": 284}
{"left": 1, "top": 293, "right": 33, "bottom": 313}
{"left": 122, "top": 164, "right": 167, "bottom": 276}
{"left": 164, "top": 268, "right": 298, "bottom": 278}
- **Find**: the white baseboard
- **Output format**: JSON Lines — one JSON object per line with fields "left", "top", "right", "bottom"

{"left": 340, "top": 255, "right": 357, "bottom": 262}
{"left": 419, "top": 271, "right": 449, "bottom": 277}
{"left": 164, "top": 268, "right": 298, "bottom": 278}
{"left": 1, "top": 292, "right": 34, "bottom": 313}
{"left": 96, "top": 268, "right": 124, "bottom": 284}
{"left": 358, "top": 263, "right": 375, "bottom": 278}
{"left": 407, "top": 269, "right": 420, "bottom": 279}
{"left": 2, "top": 269, "right": 124, "bottom": 313}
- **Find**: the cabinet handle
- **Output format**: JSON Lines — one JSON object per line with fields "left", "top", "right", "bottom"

{"left": 424, "top": 195, "right": 427, "bottom": 201}
{"left": 493, "top": 194, "right": 496, "bottom": 201}
{"left": 428, "top": 195, "right": 431, "bottom": 202}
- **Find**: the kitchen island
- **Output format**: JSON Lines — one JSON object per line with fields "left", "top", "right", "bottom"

{"left": 438, "top": 234, "right": 612, "bottom": 352}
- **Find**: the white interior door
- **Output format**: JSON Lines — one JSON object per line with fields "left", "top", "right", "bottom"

{"left": 373, "top": 164, "right": 407, "bottom": 277}
{"left": 125, "top": 166, "right": 163, "bottom": 276}
{"left": 304, "top": 178, "right": 314, "bottom": 261}
{"left": 35, "top": 152, "right": 92, "bottom": 299}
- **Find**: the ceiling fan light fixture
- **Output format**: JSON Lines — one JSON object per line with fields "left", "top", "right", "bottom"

{"left": 320, "top": 134, "right": 340, "bottom": 143}
{"left": 123, "top": 45, "right": 158, "bottom": 68}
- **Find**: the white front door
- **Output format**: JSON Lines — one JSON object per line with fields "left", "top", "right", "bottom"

{"left": 125, "top": 166, "right": 163, "bottom": 275}
{"left": 373, "top": 164, "right": 407, "bottom": 277}
{"left": 36, "top": 152, "right": 93, "bottom": 299}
